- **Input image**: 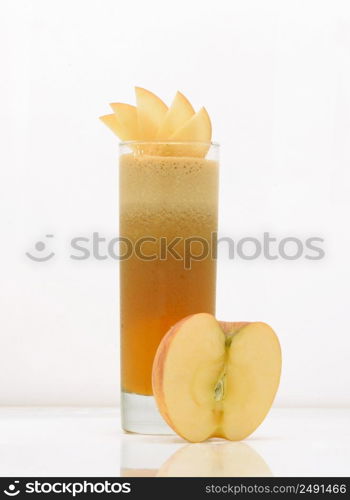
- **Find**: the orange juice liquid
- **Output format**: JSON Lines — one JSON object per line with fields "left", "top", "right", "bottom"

{"left": 120, "top": 153, "right": 219, "bottom": 395}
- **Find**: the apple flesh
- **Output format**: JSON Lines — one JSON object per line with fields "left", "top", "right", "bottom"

{"left": 109, "top": 103, "right": 139, "bottom": 140}
{"left": 170, "top": 107, "right": 212, "bottom": 157}
{"left": 135, "top": 86, "right": 168, "bottom": 140}
{"left": 152, "top": 313, "right": 281, "bottom": 442}
{"left": 170, "top": 107, "right": 211, "bottom": 142}
{"left": 99, "top": 113, "right": 129, "bottom": 141}
{"left": 156, "top": 91, "right": 195, "bottom": 139}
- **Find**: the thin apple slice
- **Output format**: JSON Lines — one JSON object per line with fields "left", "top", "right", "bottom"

{"left": 153, "top": 313, "right": 225, "bottom": 442}
{"left": 135, "top": 87, "right": 168, "bottom": 140}
{"left": 152, "top": 314, "right": 281, "bottom": 443}
{"left": 220, "top": 322, "right": 281, "bottom": 441}
{"left": 156, "top": 91, "right": 195, "bottom": 140}
{"left": 109, "top": 103, "right": 138, "bottom": 141}
{"left": 170, "top": 107, "right": 211, "bottom": 142}
{"left": 168, "top": 107, "right": 212, "bottom": 157}
{"left": 99, "top": 114, "right": 128, "bottom": 140}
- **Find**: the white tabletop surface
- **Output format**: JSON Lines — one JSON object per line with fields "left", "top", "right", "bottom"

{"left": 0, "top": 408, "right": 349, "bottom": 477}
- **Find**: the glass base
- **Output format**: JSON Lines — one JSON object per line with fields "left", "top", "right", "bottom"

{"left": 121, "top": 392, "right": 174, "bottom": 435}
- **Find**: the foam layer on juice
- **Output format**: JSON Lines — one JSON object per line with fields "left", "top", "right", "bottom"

{"left": 120, "top": 154, "right": 219, "bottom": 240}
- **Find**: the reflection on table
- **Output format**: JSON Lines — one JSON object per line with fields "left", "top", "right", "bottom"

{"left": 121, "top": 436, "right": 272, "bottom": 477}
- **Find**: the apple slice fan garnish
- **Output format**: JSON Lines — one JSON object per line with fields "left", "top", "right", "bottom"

{"left": 152, "top": 313, "right": 282, "bottom": 442}
{"left": 100, "top": 87, "right": 212, "bottom": 157}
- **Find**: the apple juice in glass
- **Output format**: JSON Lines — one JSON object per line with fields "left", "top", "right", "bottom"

{"left": 100, "top": 89, "right": 219, "bottom": 433}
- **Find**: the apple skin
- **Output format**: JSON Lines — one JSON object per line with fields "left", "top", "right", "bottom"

{"left": 219, "top": 321, "right": 249, "bottom": 335}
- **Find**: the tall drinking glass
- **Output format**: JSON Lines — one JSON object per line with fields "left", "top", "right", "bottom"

{"left": 119, "top": 141, "right": 219, "bottom": 433}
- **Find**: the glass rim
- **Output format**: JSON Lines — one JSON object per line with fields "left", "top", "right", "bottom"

{"left": 119, "top": 140, "right": 219, "bottom": 147}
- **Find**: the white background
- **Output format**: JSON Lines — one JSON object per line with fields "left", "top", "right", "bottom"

{"left": 0, "top": 0, "right": 350, "bottom": 408}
